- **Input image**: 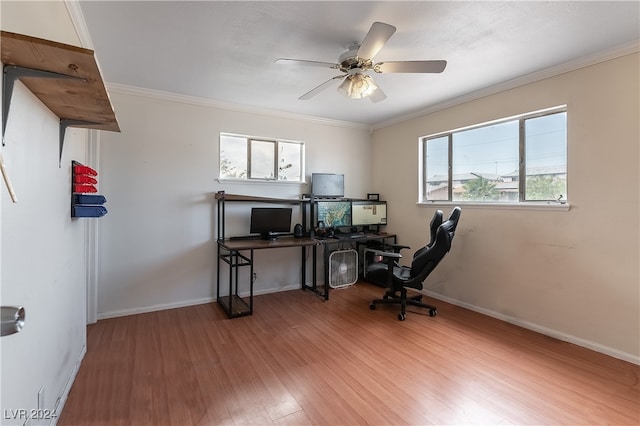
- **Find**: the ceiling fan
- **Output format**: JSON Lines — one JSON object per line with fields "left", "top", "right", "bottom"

{"left": 275, "top": 22, "right": 447, "bottom": 103}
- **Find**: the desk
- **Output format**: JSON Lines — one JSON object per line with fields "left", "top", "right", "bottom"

{"left": 214, "top": 192, "right": 396, "bottom": 318}
{"left": 217, "top": 237, "right": 322, "bottom": 318}
{"left": 217, "top": 234, "right": 397, "bottom": 319}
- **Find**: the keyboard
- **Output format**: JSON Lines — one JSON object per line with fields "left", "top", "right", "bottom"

{"left": 229, "top": 235, "right": 260, "bottom": 240}
{"left": 335, "top": 233, "right": 366, "bottom": 239}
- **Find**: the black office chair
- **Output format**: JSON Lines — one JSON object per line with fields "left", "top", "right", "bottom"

{"left": 368, "top": 207, "right": 461, "bottom": 320}
{"left": 363, "top": 209, "right": 443, "bottom": 285}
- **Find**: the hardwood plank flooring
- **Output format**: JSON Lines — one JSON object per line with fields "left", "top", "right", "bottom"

{"left": 58, "top": 282, "right": 639, "bottom": 425}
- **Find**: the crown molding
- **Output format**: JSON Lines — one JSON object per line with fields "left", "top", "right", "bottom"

{"left": 373, "top": 40, "right": 640, "bottom": 130}
{"left": 106, "top": 83, "right": 370, "bottom": 131}
{"left": 64, "top": 0, "right": 94, "bottom": 49}
{"left": 63, "top": 0, "right": 637, "bottom": 135}
{"left": 110, "top": 39, "right": 638, "bottom": 133}
{"left": 63, "top": 0, "right": 366, "bottom": 131}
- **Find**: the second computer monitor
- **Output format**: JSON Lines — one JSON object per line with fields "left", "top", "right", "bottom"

{"left": 351, "top": 201, "right": 387, "bottom": 227}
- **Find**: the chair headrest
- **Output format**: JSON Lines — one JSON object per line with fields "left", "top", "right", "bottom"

{"left": 429, "top": 210, "right": 444, "bottom": 246}
{"left": 448, "top": 206, "right": 461, "bottom": 223}
{"left": 431, "top": 210, "right": 444, "bottom": 228}
{"left": 447, "top": 207, "right": 462, "bottom": 232}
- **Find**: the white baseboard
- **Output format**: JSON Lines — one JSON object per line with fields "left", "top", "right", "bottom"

{"left": 424, "top": 290, "right": 640, "bottom": 365}
{"left": 97, "top": 297, "right": 216, "bottom": 320}
{"left": 51, "top": 344, "right": 87, "bottom": 425}
{"left": 82, "top": 280, "right": 307, "bottom": 334}
{"left": 96, "top": 283, "right": 306, "bottom": 321}
{"left": 253, "top": 283, "right": 302, "bottom": 296}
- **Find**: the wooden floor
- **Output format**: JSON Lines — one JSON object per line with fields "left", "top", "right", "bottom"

{"left": 58, "top": 282, "right": 639, "bottom": 425}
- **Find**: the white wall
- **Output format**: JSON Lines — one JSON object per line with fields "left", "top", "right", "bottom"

{"left": 372, "top": 53, "right": 639, "bottom": 362}
{"left": 95, "top": 88, "right": 373, "bottom": 318}
{"left": 1, "top": 1, "right": 90, "bottom": 423}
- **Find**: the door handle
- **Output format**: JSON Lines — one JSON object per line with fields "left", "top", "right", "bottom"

{"left": 1, "top": 306, "right": 25, "bottom": 336}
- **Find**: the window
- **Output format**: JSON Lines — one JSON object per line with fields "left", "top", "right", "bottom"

{"left": 421, "top": 107, "right": 567, "bottom": 204}
{"left": 219, "top": 133, "right": 304, "bottom": 182}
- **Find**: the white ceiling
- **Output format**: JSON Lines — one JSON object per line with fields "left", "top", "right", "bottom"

{"left": 79, "top": 1, "right": 639, "bottom": 127}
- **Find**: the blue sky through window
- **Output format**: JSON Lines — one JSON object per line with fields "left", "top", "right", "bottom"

{"left": 425, "top": 111, "right": 566, "bottom": 178}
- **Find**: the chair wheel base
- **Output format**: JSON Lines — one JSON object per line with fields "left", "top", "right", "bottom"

{"left": 370, "top": 293, "right": 438, "bottom": 320}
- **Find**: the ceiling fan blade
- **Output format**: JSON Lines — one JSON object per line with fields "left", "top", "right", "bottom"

{"left": 368, "top": 81, "right": 387, "bottom": 103}
{"left": 375, "top": 60, "right": 447, "bottom": 74}
{"left": 299, "top": 75, "right": 345, "bottom": 100}
{"left": 357, "top": 22, "right": 396, "bottom": 60}
{"left": 275, "top": 58, "right": 338, "bottom": 69}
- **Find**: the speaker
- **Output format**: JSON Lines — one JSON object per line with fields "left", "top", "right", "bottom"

{"left": 293, "top": 223, "right": 303, "bottom": 238}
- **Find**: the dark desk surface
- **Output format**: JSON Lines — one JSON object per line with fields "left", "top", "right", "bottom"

{"left": 219, "top": 237, "right": 321, "bottom": 251}
{"left": 219, "top": 233, "right": 395, "bottom": 251}
{"left": 317, "top": 232, "right": 395, "bottom": 241}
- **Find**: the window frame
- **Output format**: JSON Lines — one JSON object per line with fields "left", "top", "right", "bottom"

{"left": 218, "top": 132, "right": 305, "bottom": 184}
{"left": 419, "top": 106, "right": 568, "bottom": 209}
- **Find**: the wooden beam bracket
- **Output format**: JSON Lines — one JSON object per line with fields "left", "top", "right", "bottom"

{"left": 2, "top": 65, "right": 86, "bottom": 146}
{"left": 59, "top": 119, "right": 99, "bottom": 167}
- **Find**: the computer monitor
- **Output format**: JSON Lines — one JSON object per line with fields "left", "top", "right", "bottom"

{"left": 250, "top": 207, "right": 292, "bottom": 240}
{"left": 316, "top": 200, "right": 351, "bottom": 228}
{"left": 311, "top": 173, "right": 344, "bottom": 198}
{"left": 351, "top": 201, "right": 387, "bottom": 228}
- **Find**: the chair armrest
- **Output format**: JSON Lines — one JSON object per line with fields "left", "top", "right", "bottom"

{"left": 373, "top": 250, "right": 402, "bottom": 259}
{"left": 384, "top": 243, "right": 411, "bottom": 252}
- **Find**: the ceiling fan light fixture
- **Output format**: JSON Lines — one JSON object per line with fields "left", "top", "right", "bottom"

{"left": 279, "top": 21, "right": 446, "bottom": 102}
{"left": 337, "top": 73, "right": 378, "bottom": 99}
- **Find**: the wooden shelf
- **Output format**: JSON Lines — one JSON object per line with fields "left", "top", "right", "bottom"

{"left": 214, "top": 191, "right": 302, "bottom": 204}
{"left": 1, "top": 31, "right": 120, "bottom": 133}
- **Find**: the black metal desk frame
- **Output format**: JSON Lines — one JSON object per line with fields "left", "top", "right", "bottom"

{"left": 215, "top": 191, "right": 396, "bottom": 318}
{"left": 217, "top": 237, "right": 321, "bottom": 318}
{"left": 215, "top": 191, "right": 324, "bottom": 319}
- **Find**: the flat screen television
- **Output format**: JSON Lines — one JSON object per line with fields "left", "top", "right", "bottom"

{"left": 311, "top": 173, "right": 344, "bottom": 198}
{"left": 250, "top": 207, "right": 292, "bottom": 240}
{"left": 351, "top": 201, "right": 387, "bottom": 227}
{"left": 316, "top": 200, "right": 351, "bottom": 228}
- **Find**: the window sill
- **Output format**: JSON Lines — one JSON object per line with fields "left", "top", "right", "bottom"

{"left": 417, "top": 201, "right": 571, "bottom": 212}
